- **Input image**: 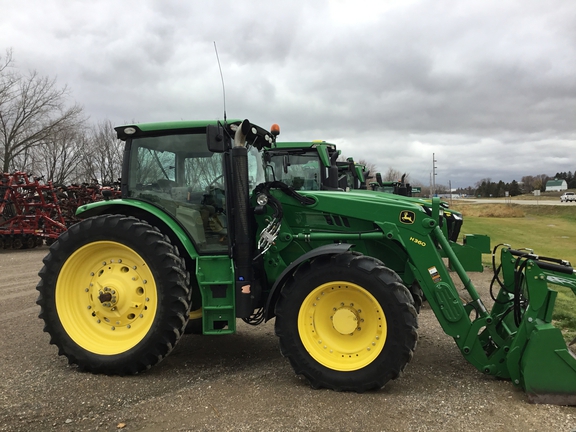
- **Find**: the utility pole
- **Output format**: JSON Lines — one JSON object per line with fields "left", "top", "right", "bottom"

{"left": 432, "top": 153, "right": 437, "bottom": 197}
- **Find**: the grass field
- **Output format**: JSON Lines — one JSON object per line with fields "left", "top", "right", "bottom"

{"left": 454, "top": 202, "right": 576, "bottom": 265}
{"left": 453, "top": 202, "right": 576, "bottom": 341}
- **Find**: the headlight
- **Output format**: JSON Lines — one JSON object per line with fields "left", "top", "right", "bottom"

{"left": 256, "top": 194, "right": 268, "bottom": 206}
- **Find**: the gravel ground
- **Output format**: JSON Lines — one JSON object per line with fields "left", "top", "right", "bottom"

{"left": 1, "top": 246, "right": 575, "bottom": 431}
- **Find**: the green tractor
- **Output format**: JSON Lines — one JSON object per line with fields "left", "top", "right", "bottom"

{"left": 264, "top": 139, "right": 485, "bottom": 272}
{"left": 37, "top": 119, "right": 576, "bottom": 403}
{"left": 337, "top": 157, "right": 368, "bottom": 191}
{"left": 370, "top": 171, "right": 413, "bottom": 196}
{"left": 264, "top": 140, "right": 368, "bottom": 192}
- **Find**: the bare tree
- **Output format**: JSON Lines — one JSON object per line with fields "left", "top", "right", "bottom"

{"left": 382, "top": 167, "right": 409, "bottom": 183}
{"left": 521, "top": 174, "right": 553, "bottom": 193}
{"left": 34, "top": 128, "right": 89, "bottom": 184}
{"left": 0, "top": 50, "right": 85, "bottom": 172}
{"left": 12, "top": 116, "right": 88, "bottom": 183}
{"left": 533, "top": 174, "right": 551, "bottom": 192}
{"left": 0, "top": 49, "right": 16, "bottom": 104}
{"left": 79, "top": 120, "right": 123, "bottom": 185}
{"left": 411, "top": 181, "right": 430, "bottom": 196}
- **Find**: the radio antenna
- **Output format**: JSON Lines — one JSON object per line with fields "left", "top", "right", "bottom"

{"left": 214, "top": 41, "right": 227, "bottom": 122}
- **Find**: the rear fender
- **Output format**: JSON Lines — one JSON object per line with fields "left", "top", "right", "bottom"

{"left": 76, "top": 200, "right": 200, "bottom": 259}
{"left": 264, "top": 243, "right": 353, "bottom": 321}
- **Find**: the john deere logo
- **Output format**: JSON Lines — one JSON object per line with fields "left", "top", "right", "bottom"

{"left": 400, "top": 211, "right": 415, "bottom": 224}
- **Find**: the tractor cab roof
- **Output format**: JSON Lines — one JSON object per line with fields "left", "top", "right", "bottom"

{"left": 114, "top": 119, "right": 241, "bottom": 141}
{"left": 114, "top": 119, "right": 275, "bottom": 150}
{"left": 272, "top": 141, "right": 338, "bottom": 151}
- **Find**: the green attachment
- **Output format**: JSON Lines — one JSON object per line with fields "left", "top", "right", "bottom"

{"left": 497, "top": 248, "right": 576, "bottom": 404}
{"left": 449, "top": 234, "right": 490, "bottom": 272}
{"left": 449, "top": 241, "right": 484, "bottom": 272}
{"left": 521, "top": 323, "right": 576, "bottom": 404}
{"left": 195, "top": 256, "right": 236, "bottom": 334}
{"left": 463, "top": 234, "right": 491, "bottom": 254}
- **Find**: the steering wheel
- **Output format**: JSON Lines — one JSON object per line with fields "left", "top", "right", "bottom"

{"left": 207, "top": 174, "right": 224, "bottom": 190}
{"left": 204, "top": 175, "right": 226, "bottom": 213}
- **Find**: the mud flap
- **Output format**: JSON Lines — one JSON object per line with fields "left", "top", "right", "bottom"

{"left": 521, "top": 324, "right": 576, "bottom": 405}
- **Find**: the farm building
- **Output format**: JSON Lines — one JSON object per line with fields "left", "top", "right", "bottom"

{"left": 545, "top": 179, "right": 568, "bottom": 191}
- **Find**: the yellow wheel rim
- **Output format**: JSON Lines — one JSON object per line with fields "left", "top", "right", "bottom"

{"left": 56, "top": 241, "right": 158, "bottom": 355}
{"left": 298, "top": 281, "right": 387, "bottom": 371}
{"left": 189, "top": 308, "right": 202, "bottom": 320}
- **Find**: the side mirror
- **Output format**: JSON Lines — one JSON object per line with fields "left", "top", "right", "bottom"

{"left": 206, "top": 124, "right": 231, "bottom": 153}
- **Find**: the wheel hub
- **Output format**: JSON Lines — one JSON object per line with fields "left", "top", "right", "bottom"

{"left": 86, "top": 260, "right": 146, "bottom": 325}
{"left": 332, "top": 307, "right": 358, "bottom": 335}
{"left": 97, "top": 287, "right": 116, "bottom": 307}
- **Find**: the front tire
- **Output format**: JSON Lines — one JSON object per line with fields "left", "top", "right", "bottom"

{"left": 275, "top": 252, "right": 418, "bottom": 392}
{"left": 36, "top": 215, "right": 191, "bottom": 375}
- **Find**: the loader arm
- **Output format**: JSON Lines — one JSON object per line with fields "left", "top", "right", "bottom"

{"left": 385, "top": 198, "right": 576, "bottom": 403}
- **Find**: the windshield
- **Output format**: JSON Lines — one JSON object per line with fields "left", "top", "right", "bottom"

{"left": 265, "top": 153, "right": 321, "bottom": 190}
{"left": 128, "top": 133, "right": 221, "bottom": 189}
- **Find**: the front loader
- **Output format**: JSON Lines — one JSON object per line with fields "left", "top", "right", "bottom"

{"left": 37, "top": 119, "right": 576, "bottom": 404}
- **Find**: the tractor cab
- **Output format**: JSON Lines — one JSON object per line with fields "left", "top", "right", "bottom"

{"left": 114, "top": 120, "right": 270, "bottom": 254}
{"left": 336, "top": 157, "right": 368, "bottom": 190}
{"left": 371, "top": 172, "right": 413, "bottom": 197}
{"left": 262, "top": 141, "right": 340, "bottom": 190}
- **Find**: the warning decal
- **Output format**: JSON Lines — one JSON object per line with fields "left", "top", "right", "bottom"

{"left": 428, "top": 266, "right": 442, "bottom": 283}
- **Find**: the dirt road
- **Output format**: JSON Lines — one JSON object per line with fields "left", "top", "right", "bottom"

{"left": 1, "top": 247, "right": 575, "bottom": 431}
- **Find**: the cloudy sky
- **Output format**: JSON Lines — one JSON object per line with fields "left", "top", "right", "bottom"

{"left": 2, "top": 0, "right": 575, "bottom": 188}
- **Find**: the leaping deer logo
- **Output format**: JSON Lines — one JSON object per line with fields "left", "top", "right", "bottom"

{"left": 400, "top": 211, "right": 415, "bottom": 224}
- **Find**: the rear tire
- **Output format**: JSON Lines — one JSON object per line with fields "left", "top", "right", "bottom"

{"left": 36, "top": 215, "right": 191, "bottom": 375}
{"left": 275, "top": 252, "right": 418, "bottom": 392}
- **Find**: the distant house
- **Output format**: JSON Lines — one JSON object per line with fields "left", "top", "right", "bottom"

{"left": 545, "top": 179, "right": 568, "bottom": 192}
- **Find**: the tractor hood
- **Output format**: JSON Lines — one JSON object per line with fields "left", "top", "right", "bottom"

{"left": 276, "top": 188, "right": 430, "bottom": 228}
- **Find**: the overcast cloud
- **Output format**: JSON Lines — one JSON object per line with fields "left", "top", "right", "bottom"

{"left": 2, "top": 0, "right": 575, "bottom": 188}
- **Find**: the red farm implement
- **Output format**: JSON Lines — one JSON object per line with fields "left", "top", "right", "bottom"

{"left": 0, "top": 172, "right": 67, "bottom": 249}
{"left": 56, "top": 181, "right": 120, "bottom": 225}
